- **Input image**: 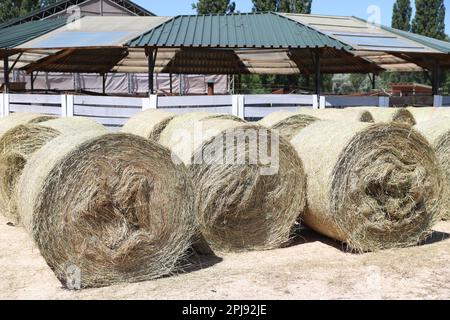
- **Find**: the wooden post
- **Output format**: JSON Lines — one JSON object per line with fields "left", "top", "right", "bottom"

{"left": 30, "top": 72, "right": 34, "bottom": 91}
{"left": 146, "top": 48, "right": 158, "bottom": 95}
{"left": 3, "top": 56, "right": 9, "bottom": 93}
{"left": 432, "top": 62, "right": 440, "bottom": 96}
{"left": 102, "top": 73, "right": 107, "bottom": 95}
{"left": 169, "top": 73, "right": 173, "bottom": 94}
{"left": 314, "top": 50, "right": 321, "bottom": 96}
{"left": 371, "top": 73, "right": 376, "bottom": 90}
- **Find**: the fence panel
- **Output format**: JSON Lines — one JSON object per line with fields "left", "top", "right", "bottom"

{"left": 73, "top": 95, "right": 143, "bottom": 131}
{"left": 243, "top": 94, "right": 314, "bottom": 119}
{"left": 442, "top": 96, "right": 450, "bottom": 106}
{"left": 8, "top": 94, "right": 62, "bottom": 115}
{"left": 323, "top": 96, "right": 383, "bottom": 108}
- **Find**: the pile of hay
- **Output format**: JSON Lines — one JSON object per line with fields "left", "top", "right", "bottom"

{"left": 124, "top": 111, "right": 306, "bottom": 252}
{"left": 0, "top": 113, "right": 56, "bottom": 136}
{"left": 258, "top": 111, "right": 319, "bottom": 140}
{"left": 298, "top": 108, "right": 374, "bottom": 123}
{"left": 18, "top": 132, "right": 195, "bottom": 288}
{"left": 357, "top": 107, "right": 416, "bottom": 126}
{"left": 290, "top": 121, "right": 444, "bottom": 252}
{"left": 122, "top": 109, "right": 176, "bottom": 141}
{"left": 407, "top": 107, "right": 450, "bottom": 124}
{"left": 415, "top": 118, "right": 450, "bottom": 220}
{"left": 0, "top": 117, "right": 107, "bottom": 223}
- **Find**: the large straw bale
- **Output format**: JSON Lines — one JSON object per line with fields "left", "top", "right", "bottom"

{"left": 298, "top": 108, "right": 374, "bottom": 123}
{"left": 290, "top": 121, "right": 444, "bottom": 251}
{"left": 0, "top": 117, "right": 107, "bottom": 223}
{"left": 258, "top": 111, "right": 319, "bottom": 140}
{"left": 18, "top": 132, "right": 195, "bottom": 288}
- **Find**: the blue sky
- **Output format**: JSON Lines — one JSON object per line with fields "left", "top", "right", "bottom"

{"left": 135, "top": 0, "right": 450, "bottom": 35}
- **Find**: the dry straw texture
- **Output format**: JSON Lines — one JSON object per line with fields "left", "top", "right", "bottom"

{"left": 357, "top": 107, "right": 416, "bottom": 126}
{"left": 407, "top": 107, "right": 450, "bottom": 124}
{"left": 291, "top": 121, "right": 444, "bottom": 252}
{"left": 0, "top": 112, "right": 56, "bottom": 136}
{"left": 135, "top": 111, "right": 306, "bottom": 252}
{"left": 298, "top": 108, "right": 374, "bottom": 123}
{"left": 121, "top": 109, "right": 176, "bottom": 141}
{"left": 0, "top": 117, "right": 107, "bottom": 223}
{"left": 258, "top": 111, "right": 319, "bottom": 140}
{"left": 415, "top": 118, "right": 450, "bottom": 219}
{"left": 18, "top": 132, "right": 196, "bottom": 288}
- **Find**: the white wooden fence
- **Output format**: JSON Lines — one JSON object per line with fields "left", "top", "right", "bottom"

{"left": 0, "top": 93, "right": 392, "bottom": 130}
{"left": 438, "top": 95, "right": 450, "bottom": 107}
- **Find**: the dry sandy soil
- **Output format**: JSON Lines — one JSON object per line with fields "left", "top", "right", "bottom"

{"left": 1, "top": 215, "right": 449, "bottom": 300}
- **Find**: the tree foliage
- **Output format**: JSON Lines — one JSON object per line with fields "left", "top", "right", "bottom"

{"left": 392, "top": 0, "right": 412, "bottom": 31}
{"left": 192, "top": 0, "right": 235, "bottom": 14}
{"left": 412, "top": 0, "right": 446, "bottom": 40}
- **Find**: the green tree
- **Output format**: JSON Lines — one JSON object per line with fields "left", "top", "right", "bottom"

{"left": 252, "top": 0, "right": 311, "bottom": 13}
{"left": 192, "top": 0, "right": 235, "bottom": 14}
{"left": 412, "top": 0, "right": 446, "bottom": 40}
{"left": 0, "top": 0, "right": 60, "bottom": 24}
{"left": 392, "top": 0, "right": 412, "bottom": 31}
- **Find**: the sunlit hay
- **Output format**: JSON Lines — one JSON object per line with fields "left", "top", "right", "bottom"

{"left": 0, "top": 112, "right": 56, "bottom": 137}
{"left": 407, "top": 107, "right": 450, "bottom": 124}
{"left": 290, "top": 120, "right": 444, "bottom": 252}
{"left": 298, "top": 108, "right": 374, "bottom": 123}
{"left": 121, "top": 109, "right": 176, "bottom": 141}
{"left": 18, "top": 132, "right": 196, "bottom": 288}
{"left": 357, "top": 107, "right": 416, "bottom": 126}
{"left": 415, "top": 117, "right": 450, "bottom": 220}
{"left": 0, "top": 117, "right": 107, "bottom": 223}
{"left": 258, "top": 111, "right": 319, "bottom": 140}
{"left": 158, "top": 112, "right": 306, "bottom": 252}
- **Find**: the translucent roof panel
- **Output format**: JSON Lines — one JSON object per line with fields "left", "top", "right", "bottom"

{"left": 282, "top": 13, "right": 439, "bottom": 53}
{"left": 18, "top": 16, "right": 172, "bottom": 49}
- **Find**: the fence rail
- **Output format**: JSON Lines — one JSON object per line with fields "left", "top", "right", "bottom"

{"left": 0, "top": 93, "right": 394, "bottom": 130}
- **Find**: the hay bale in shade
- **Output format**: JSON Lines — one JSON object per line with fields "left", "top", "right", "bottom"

{"left": 121, "top": 109, "right": 176, "bottom": 141}
{"left": 157, "top": 112, "right": 306, "bottom": 252}
{"left": 0, "top": 113, "right": 56, "bottom": 136}
{"left": 258, "top": 112, "right": 319, "bottom": 140}
{"left": 18, "top": 132, "right": 196, "bottom": 288}
{"left": 298, "top": 108, "right": 374, "bottom": 123}
{"left": 357, "top": 107, "right": 416, "bottom": 126}
{"left": 407, "top": 107, "right": 450, "bottom": 124}
{"left": 415, "top": 118, "right": 450, "bottom": 220}
{"left": 0, "top": 118, "right": 107, "bottom": 223}
{"left": 290, "top": 121, "right": 444, "bottom": 252}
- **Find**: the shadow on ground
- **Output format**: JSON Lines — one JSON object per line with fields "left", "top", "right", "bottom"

{"left": 420, "top": 230, "right": 450, "bottom": 246}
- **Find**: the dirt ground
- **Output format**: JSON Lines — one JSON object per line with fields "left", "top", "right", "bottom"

{"left": 1, "top": 216, "right": 449, "bottom": 300}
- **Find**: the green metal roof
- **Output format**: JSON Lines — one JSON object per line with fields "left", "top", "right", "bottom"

{"left": 128, "top": 12, "right": 350, "bottom": 49}
{"left": 0, "top": 18, "right": 67, "bottom": 49}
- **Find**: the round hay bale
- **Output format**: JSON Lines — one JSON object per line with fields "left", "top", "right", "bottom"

{"left": 0, "top": 118, "right": 107, "bottom": 223}
{"left": 258, "top": 111, "right": 319, "bottom": 140}
{"left": 407, "top": 107, "right": 450, "bottom": 124}
{"left": 415, "top": 118, "right": 450, "bottom": 220}
{"left": 357, "top": 107, "right": 416, "bottom": 126}
{"left": 290, "top": 121, "right": 444, "bottom": 252}
{"left": 0, "top": 112, "right": 56, "bottom": 136}
{"left": 121, "top": 109, "right": 176, "bottom": 140}
{"left": 298, "top": 108, "right": 374, "bottom": 123}
{"left": 158, "top": 112, "right": 306, "bottom": 252}
{"left": 18, "top": 132, "right": 195, "bottom": 288}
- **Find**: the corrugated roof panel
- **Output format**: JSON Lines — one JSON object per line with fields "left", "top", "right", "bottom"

{"left": 127, "top": 12, "right": 349, "bottom": 49}
{"left": 0, "top": 18, "right": 67, "bottom": 48}
{"left": 18, "top": 16, "right": 172, "bottom": 49}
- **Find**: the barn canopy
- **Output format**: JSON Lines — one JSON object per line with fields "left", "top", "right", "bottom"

{"left": 1, "top": 11, "right": 450, "bottom": 94}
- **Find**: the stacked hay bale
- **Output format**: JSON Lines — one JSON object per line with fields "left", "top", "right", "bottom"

{"left": 290, "top": 121, "right": 444, "bottom": 252}
{"left": 123, "top": 110, "right": 306, "bottom": 252}
{"left": 258, "top": 112, "right": 319, "bottom": 140}
{"left": 415, "top": 118, "right": 450, "bottom": 220}
{"left": 0, "top": 117, "right": 107, "bottom": 224}
{"left": 298, "top": 108, "right": 374, "bottom": 123}
{"left": 18, "top": 131, "right": 196, "bottom": 288}
{"left": 0, "top": 113, "right": 57, "bottom": 136}
{"left": 407, "top": 107, "right": 450, "bottom": 124}
{"left": 356, "top": 107, "right": 416, "bottom": 126}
